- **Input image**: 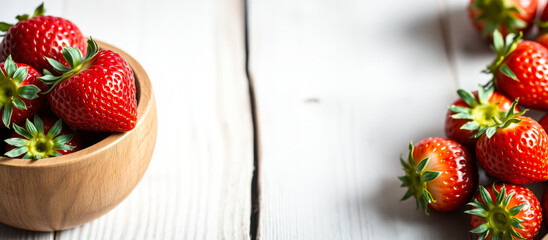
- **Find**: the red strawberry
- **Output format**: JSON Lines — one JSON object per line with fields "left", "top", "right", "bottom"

{"left": 0, "top": 56, "right": 48, "bottom": 128}
{"left": 40, "top": 38, "right": 136, "bottom": 132}
{"left": 5, "top": 115, "right": 80, "bottom": 159}
{"left": 445, "top": 86, "right": 515, "bottom": 149}
{"left": 485, "top": 30, "right": 548, "bottom": 110}
{"left": 536, "top": 3, "right": 548, "bottom": 47}
{"left": 398, "top": 137, "right": 477, "bottom": 214}
{"left": 475, "top": 101, "right": 548, "bottom": 184}
{"left": 0, "top": 3, "right": 86, "bottom": 73}
{"left": 466, "top": 183, "right": 542, "bottom": 240}
{"left": 468, "top": 0, "right": 538, "bottom": 38}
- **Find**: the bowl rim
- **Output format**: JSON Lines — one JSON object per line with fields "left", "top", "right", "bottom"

{"left": 0, "top": 40, "right": 153, "bottom": 168}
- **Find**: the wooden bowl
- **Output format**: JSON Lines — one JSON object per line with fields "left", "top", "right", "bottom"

{"left": 0, "top": 41, "right": 157, "bottom": 231}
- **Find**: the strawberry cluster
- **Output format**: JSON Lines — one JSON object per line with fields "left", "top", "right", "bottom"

{"left": 0, "top": 4, "right": 137, "bottom": 160}
{"left": 399, "top": 1, "right": 548, "bottom": 240}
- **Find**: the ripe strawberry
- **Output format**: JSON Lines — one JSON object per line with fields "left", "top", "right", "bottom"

{"left": 0, "top": 56, "right": 48, "bottom": 128}
{"left": 0, "top": 3, "right": 86, "bottom": 73}
{"left": 445, "top": 86, "right": 515, "bottom": 149}
{"left": 475, "top": 100, "right": 548, "bottom": 184}
{"left": 398, "top": 137, "right": 477, "bottom": 214}
{"left": 468, "top": 0, "right": 538, "bottom": 38}
{"left": 466, "top": 183, "right": 542, "bottom": 240}
{"left": 536, "top": 3, "right": 548, "bottom": 48}
{"left": 485, "top": 30, "right": 548, "bottom": 110}
{"left": 40, "top": 38, "right": 136, "bottom": 132}
{"left": 5, "top": 115, "right": 80, "bottom": 159}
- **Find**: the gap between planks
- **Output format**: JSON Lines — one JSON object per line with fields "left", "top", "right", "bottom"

{"left": 245, "top": 0, "right": 261, "bottom": 239}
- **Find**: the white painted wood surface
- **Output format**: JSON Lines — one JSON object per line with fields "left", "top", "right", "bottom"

{"left": 4, "top": 0, "right": 548, "bottom": 239}
{"left": 1, "top": 0, "right": 253, "bottom": 239}
{"left": 248, "top": 0, "right": 544, "bottom": 239}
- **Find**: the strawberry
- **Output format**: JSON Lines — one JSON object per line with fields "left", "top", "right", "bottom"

{"left": 466, "top": 183, "right": 542, "bottom": 240}
{"left": 475, "top": 100, "right": 548, "bottom": 184}
{"left": 445, "top": 86, "right": 515, "bottom": 149}
{"left": 484, "top": 30, "right": 548, "bottom": 110}
{"left": 468, "top": 0, "right": 538, "bottom": 38}
{"left": 398, "top": 137, "right": 477, "bottom": 214}
{"left": 0, "top": 3, "right": 86, "bottom": 73}
{"left": 40, "top": 38, "right": 137, "bottom": 132}
{"left": 0, "top": 55, "right": 48, "bottom": 128}
{"left": 536, "top": 3, "right": 548, "bottom": 48}
{"left": 5, "top": 115, "right": 80, "bottom": 159}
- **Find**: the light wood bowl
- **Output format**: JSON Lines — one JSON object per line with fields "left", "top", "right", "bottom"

{"left": 0, "top": 41, "right": 157, "bottom": 231}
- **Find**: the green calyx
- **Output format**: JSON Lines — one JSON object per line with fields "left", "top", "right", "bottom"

{"left": 483, "top": 30, "right": 521, "bottom": 89}
{"left": 473, "top": 98, "right": 526, "bottom": 138}
{"left": 39, "top": 37, "right": 99, "bottom": 94}
{"left": 398, "top": 142, "right": 441, "bottom": 216}
{"left": 448, "top": 85, "right": 507, "bottom": 135}
{"left": 4, "top": 115, "right": 74, "bottom": 160}
{"left": 465, "top": 184, "right": 526, "bottom": 240}
{"left": 0, "top": 3, "right": 45, "bottom": 34}
{"left": 0, "top": 55, "right": 41, "bottom": 128}
{"left": 471, "top": 0, "right": 527, "bottom": 37}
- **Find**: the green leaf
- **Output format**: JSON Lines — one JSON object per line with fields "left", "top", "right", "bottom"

{"left": 470, "top": 223, "right": 489, "bottom": 234}
{"left": 500, "top": 64, "right": 519, "bottom": 81}
{"left": 401, "top": 189, "right": 414, "bottom": 201}
{"left": 13, "top": 123, "right": 32, "bottom": 139}
{"left": 33, "top": 115, "right": 44, "bottom": 134}
{"left": 25, "top": 119, "right": 37, "bottom": 137}
{"left": 503, "top": 192, "right": 515, "bottom": 208}
{"left": 54, "top": 134, "right": 73, "bottom": 145}
{"left": 495, "top": 185, "right": 505, "bottom": 205}
{"left": 467, "top": 200, "right": 487, "bottom": 211}
{"left": 52, "top": 151, "right": 62, "bottom": 157}
{"left": 478, "top": 230, "right": 490, "bottom": 240}
{"left": 85, "top": 37, "right": 100, "bottom": 60}
{"left": 479, "top": 186, "right": 493, "bottom": 206}
{"left": 508, "top": 203, "right": 525, "bottom": 216}
{"left": 0, "top": 22, "right": 12, "bottom": 32}
{"left": 5, "top": 146, "right": 28, "bottom": 158}
{"left": 4, "top": 56, "right": 16, "bottom": 77}
{"left": 465, "top": 208, "right": 489, "bottom": 218}
{"left": 503, "top": 232, "right": 512, "bottom": 240}
{"left": 493, "top": 29, "right": 504, "bottom": 55}
{"left": 2, "top": 104, "right": 12, "bottom": 128}
{"left": 511, "top": 217, "right": 525, "bottom": 229}
{"left": 54, "top": 143, "right": 75, "bottom": 151}
{"left": 486, "top": 127, "right": 497, "bottom": 138}
{"left": 491, "top": 232, "right": 502, "bottom": 240}
{"left": 18, "top": 85, "right": 40, "bottom": 100}
{"left": 477, "top": 85, "right": 493, "bottom": 105}
{"left": 11, "top": 98, "right": 26, "bottom": 110}
{"left": 4, "top": 138, "right": 28, "bottom": 148}
{"left": 32, "top": 3, "right": 45, "bottom": 17}
{"left": 407, "top": 142, "right": 415, "bottom": 168}
{"left": 457, "top": 89, "right": 477, "bottom": 107}
{"left": 509, "top": 228, "right": 524, "bottom": 239}
{"left": 47, "top": 119, "right": 63, "bottom": 138}
{"left": 505, "top": 33, "right": 516, "bottom": 53}
{"left": 422, "top": 171, "right": 441, "bottom": 182}
{"left": 501, "top": 118, "right": 522, "bottom": 129}
{"left": 398, "top": 176, "right": 410, "bottom": 187}
{"left": 448, "top": 105, "right": 470, "bottom": 114}
{"left": 12, "top": 66, "right": 28, "bottom": 84}
{"left": 451, "top": 112, "right": 472, "bottom": 119}
{"left": 15, "top": 14, "right": 29, "bottom": 22}
{"left": 416, "top": 157, "right": 429, "bottom": 173}
{"left": 45, "top": 57, "right": 71, "bottom": 73}
{"left": 62, "top": 46, "right": 83, "bottom": 68}
{"left": 461, "top": 121, "right": 480, "bottom": 131}
{"left": 399, "top": 155, "right": 408, "bottom": 170}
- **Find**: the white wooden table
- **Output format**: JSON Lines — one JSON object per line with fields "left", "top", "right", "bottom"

{"left": 3, "top": 0, "right": 548, "bottom": 239}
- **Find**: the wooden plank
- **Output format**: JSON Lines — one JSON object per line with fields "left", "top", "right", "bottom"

{"left": 3, "top": 0, "right": 254, "bottom": 239}
{"left": 248, "top": 0, "right": 470, "bottom": 239}
{"left": 56, "top": 0, "right": 253, "bottom": 239}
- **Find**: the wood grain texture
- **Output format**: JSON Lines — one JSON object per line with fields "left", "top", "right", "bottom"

{"left": 248, "top": 0, "right": 469, "bottom": 239}
{"left": 54, "top": 0, "right": 254, "bottom": 239}
{"left": 0, "top": 40, "right": 156, "bottom": 231}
